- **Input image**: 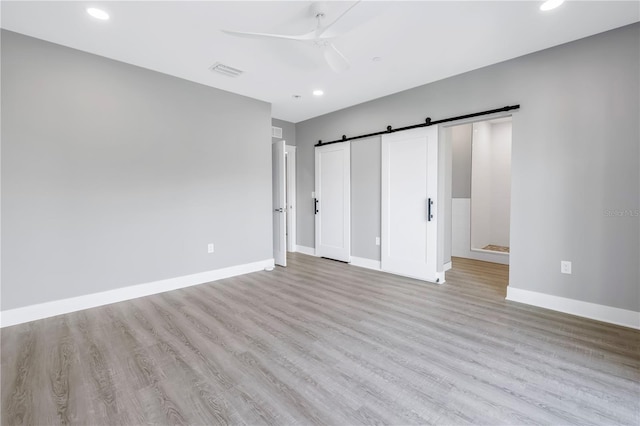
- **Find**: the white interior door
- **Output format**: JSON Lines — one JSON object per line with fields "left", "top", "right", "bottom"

{"left": 272, "top": 140, "right": 286, "bottom": 266}
{"left": 382, "top": 126, "right": 443, "bottom": 283}
{"left": 315, "top": 142, "right": 350, "bottom": 262}
{"left": 285, "top": 145, "right": 297, "bottom": 252}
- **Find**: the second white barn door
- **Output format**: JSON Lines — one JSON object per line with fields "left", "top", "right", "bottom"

{"left": 315, "top": 142, "right": 351, "bottom": 262}
{"left": 382, "top": 126, "right": 442, "bottom": 282}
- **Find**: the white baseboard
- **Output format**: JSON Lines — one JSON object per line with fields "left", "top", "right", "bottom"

{"left": 295, "top": 245, "right": 316, "bottom": 256}
{"left": 506, "top": 287, "right": 640, "bottom": 330}
{"left": 0, "top": 258, "right": 275, "bottom": 328}
{"left": 350, "top": 256, "right": 381, "bottom": 271}
{"left": 443, "top": 261, "right": 452, "bottom": 272}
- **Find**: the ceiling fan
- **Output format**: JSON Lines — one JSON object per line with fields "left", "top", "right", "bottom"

{"left": 222, "top": 1, "right": 361, "bottom": 73}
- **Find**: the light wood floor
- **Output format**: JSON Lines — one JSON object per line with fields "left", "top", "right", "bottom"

{"left": 2, "top": 254, "right": 639, "bottom": 425}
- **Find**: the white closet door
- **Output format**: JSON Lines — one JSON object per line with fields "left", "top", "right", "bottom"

{"left": 272, "top": 140, "right": 286, "bottom": 266}
{"left": 315, "top": 142, "right": 351, "bottom": 262}
{"left": 381, "top": 126, "right": 442, "bottom": 283}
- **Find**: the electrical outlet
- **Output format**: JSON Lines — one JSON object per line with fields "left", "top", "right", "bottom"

{"left": 561, "top": 260, "right": 571, "bottom": 274}
{"left": 375, "top": 237, "right": 380, "bottom": 246}
{"left": 208, "top": 243, "right": 214, "bottom": 254}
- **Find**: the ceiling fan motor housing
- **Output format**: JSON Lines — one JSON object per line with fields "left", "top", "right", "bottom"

{"left": 310, "top": 2, "right": 327, "bottom": 19}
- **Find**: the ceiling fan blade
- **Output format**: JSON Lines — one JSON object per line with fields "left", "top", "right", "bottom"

{"left": 222, "top": 29, "right": 316, "bottom": 41}
{"left": 317, "top": 0, "right": 361, "bottom": 38}
{"left": 323, "top": 43, "right": 350, "bottom": 73}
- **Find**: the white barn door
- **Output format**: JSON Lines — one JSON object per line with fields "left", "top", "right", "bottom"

{"left": 381, "top": 126, "right": 443, "bottom": 283}
{"left": 315, "top": 142, "right": 351, "bottom": 262}
{"left": 272, "top": 140, "right": 286, "bottom": 266}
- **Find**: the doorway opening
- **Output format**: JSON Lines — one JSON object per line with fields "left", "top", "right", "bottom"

{"left": 443, "top": 115, "right": 512, "bottom": 294}
{"left": 447, "top": 116, "right": 512, "bottom": 266}
{"left": 273, "top": 142, "right": 297, "bottom": 267}
{"left": 470, "top": 117, "right": 512, "bottom": 257}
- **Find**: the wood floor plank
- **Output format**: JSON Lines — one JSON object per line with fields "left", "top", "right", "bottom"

{"left": 2, "top": 322, "right": 39, "bottom": 425}
{"left": 2, "top": 253, "right": 639, "bottom": 425}
{"left": 45, "top": 316, "right": 81, "bottom": 425}
{"left": 68, "top": 310, "right": 136, "bottom": 425}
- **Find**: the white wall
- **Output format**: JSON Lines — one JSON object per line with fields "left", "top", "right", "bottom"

{"left": 490, "top": 122, "right": 512, "bottom": 247}
{"left": 471, "top": 122, "right": 493, "bottom": 249}
{"left": 452, "top": 199, "right": 509, "bottom": 265}
{"left": 470, "top": 120, "right": 512, "bottom": 250}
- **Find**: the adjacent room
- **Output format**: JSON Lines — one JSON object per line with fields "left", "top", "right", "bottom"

{"left": 1, "top": 1, "right": 639, "bottom": 425}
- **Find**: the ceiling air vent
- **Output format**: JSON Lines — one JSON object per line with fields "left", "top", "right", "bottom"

{"left": 272, "top": 126, "right": 283, "bottom": 138}
{"left": 209, "top": 62, "right": 243, "bottom": 77}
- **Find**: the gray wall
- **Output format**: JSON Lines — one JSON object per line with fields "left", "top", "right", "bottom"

{"left": 451, "top": 124, "right": 473, "bottom": 199}
{"left": 351, "top": 137, "right": 381, "bottom": 261}
{"left": 271, "top": 118, "right": 296, "bottom": 146}
{"left": 1, "top": 31, "right": 273, "bottom": 310}
{"left": 295, "top": 23, "right": 639, "bottom": 312}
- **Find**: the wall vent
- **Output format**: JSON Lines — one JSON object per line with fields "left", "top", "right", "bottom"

{"left": 272, "top": 126, "right": 283, "bottom": 138}
{"left": 209, "top": 62, "right": 244, "bottom": 77}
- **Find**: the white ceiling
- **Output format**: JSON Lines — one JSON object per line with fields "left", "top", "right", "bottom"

{"left": 1, "top": 1, "right": 638, "bottom": 123}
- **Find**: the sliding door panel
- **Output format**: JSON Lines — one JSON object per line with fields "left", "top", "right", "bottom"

{"left": 382, "top": 127, "right": 442, "bottom": 282}
{"left": 315, "top": 142, "right": 351, "bottom": 262}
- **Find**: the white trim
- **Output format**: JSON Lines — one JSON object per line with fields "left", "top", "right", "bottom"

{"left": 295, "top": 245, "right": 316, "bottom": 256}
{"left": 506, "top": 287, "right": 640, "bottom": 330}
{"left": 350, "top": 256, "right": 381, "bottom": 271}
{"left": 443, "top": 261, "right": 452, "bottom": 271}
{"left": 0, "top": 258, "right": 275, "bottom": 328}
{"left": 440, "top": 112, "right": 514, "bottom": 129}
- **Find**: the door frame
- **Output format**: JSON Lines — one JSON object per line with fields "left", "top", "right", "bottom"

{"left": 285, "top": 145, "right": 297, "bottom": 252}
{"left": 441, "top": 113, "right": 514, "bottom": 270}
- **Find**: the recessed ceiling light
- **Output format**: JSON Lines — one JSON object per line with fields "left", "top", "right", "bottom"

{"left": 313, "top": 90, "right": 324, "bottom": 96}
{"left": 87, "top": 7, "right": 109, "bottom": 20}
{"left": 540, "top": 0, "right": 564, "bottom": 11}
{"left": 372, "top": 57, "right": 382, "bottom": 62}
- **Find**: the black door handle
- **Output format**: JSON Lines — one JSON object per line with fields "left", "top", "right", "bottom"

{"left": 314, "top": 198, "right": 319, "bottom": 214}
{"left": 427, "top": 198, "right": 433, "bottom": 221}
